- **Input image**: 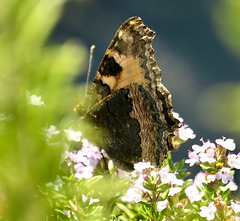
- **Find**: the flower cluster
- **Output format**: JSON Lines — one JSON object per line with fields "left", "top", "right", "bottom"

{"left": 114, "top": 136, "right": 240, "bottom": 220}
{"left": 44, "top": 125, "right": 103, "bottom": 179}
{"left": 69, "top": 138, "right": 102, "bottom": 179}
{"left": 185, "top": 137, "right": 238, "bottom": 182}
{"left": 27, "top": 91, "right": 45, "bottom": 107}
{"left": 172, "top": 112, "right": 196, "bottom": 149}
{"left": 118, "top": 161, "right": 187, "bottom": 220}
{"left": 186, "top": 138, "right": 236, "bottom": 167}
{"left": 43, "top": 115, "right": 240, "bottom": 220}
{"left": 184, "top": 137, "right": 240, "bottom": 220}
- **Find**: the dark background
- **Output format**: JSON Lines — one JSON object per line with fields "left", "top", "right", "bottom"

{"left": 52, "top": 0, "right": 240, "bottom": 178}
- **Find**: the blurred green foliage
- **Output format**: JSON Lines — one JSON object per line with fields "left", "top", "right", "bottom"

{"left": 0, "top": 0, "right": 87, "bottom": 219}
{"left": 212, "top": 0, "right": 240, "bottom": 59}
{"left": 198, "top": 0, "right": 240, "bottom": 135}
{"left": 197, "top": 82, "right": 240, "bottom": 134}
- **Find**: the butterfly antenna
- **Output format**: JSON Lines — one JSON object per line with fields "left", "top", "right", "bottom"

{"left": 85, "top": 45, "right": 95, "bottom": 96}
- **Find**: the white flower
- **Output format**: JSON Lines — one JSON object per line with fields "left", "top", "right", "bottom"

{"left": 82, "top": 194, "right": 88, "bottom": 202}
{"left": 45, "top": 125, "right": 60, "bottom": 139}
{"left": 220, "top": 181, "right": 238, "bottom": 191}
{"left": 121, "top": 175, "right": 146, "bottom": 203}
{"left": 61, "top": 143, "right": 70, "bottom": 163}
{"left": 185, "top": 185, "right": 204, "bottom": 203}
{"left": 156, "top": 199, "right": 168, "bottom": 212}
{"left": 169, "top": 186, "right": 182, "bottom": 196}
{"left": 178, "top": 126, "right": 196, "bottom": 141}
{"left": 202, "top": 141, "right": 216, "bottom": 150}
{"left": 172, "top": 112, "right": 183, "bottom": 123}
{"left": 170, "top": 176, "right": 184, "bottom": 186}
{"left": 199, "top": 149, "right": 216, "bottom": 163}
{"left": 27, "top": 91, "right": 45, "bottom": 106}
{"left": 117, "top": 169, "right": 132, "bottom": 179}
{"left": 133, "top": 161, "right": 153, "bottom": 173}
{"left": 215, "top": 167, "right": 233, "bottom": 184}
{"left": 150, "top": 170, "right": 157, "bottom": 178}
{"left": 185, "top": 151, "right": 200, "bottom": 166}
{"left": 120, "top": 186, "right": 143, "bottom": 203}
{"left": 63, "top": 210, "right": 71, "bottom": 217}
{"left": 193, "top": 172, "right": 207, "bottom": 187}
{"left": 81, "top": 194, "right": 100, "bottom": 205}
{"left": 231, "top": 201, "right": 240, "bottom": 213}
{"left": 192, "top": 144, "right": 205, "bottom": 153}
{"left": 158, "top": 168, "right": 184, "bottom": 186}
{"left": 216, "top": 138, "right": 236, "bottom": 151}
{"left": 200, "top": 202, "right": 216, "bottom": 220}
{"left": 158, "top": 168, "right": 173, "bottom": 183}
{"left": 227, "top": 154, "right": 240, "bottom": 169}
{"left": 158, "top": 167, "right": 170, "bottom": 183}
{"left": 64, "top": 128, "right": 82, "bottom": 142}
{"left": 89, "top": 197, "right": 100, "bottom": 205}
{"left": 206, "top": 174, "right": 216, "bottom": 183}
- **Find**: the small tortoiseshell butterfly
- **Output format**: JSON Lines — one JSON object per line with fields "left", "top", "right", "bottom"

{"left": 77, "top": 17, "right": 181, "bottom": 171}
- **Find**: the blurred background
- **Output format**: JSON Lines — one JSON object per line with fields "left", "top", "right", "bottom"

{"left": 0, "top": 0, "right": 240, "bottom": 219}
{"left": 52, "top": 0, "right": 240, "bottom": 174}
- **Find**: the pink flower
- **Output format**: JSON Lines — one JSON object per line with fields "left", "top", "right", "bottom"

{"left": 74, "top": 163, "right": 94, "bottom": 179}
{"left": 215, "top": 167, "right": 233, "bottom": 184}
{"left": 227, "top": 154, "right": 240, "bottom": 169}
{"left": 185, "top": 151, "right": 200, "bottom": 166}
{"left": 178, "top": 125, "right": 196, "bottom": 141}
{"left": 176, "top": 203, "right": 183, "bottom": 208}
{"left": 81, "top": 139, "right": 101, "bottom": 159}
{"left": 199, "top": 149, "right": 216, "bottom": 163}
{"left": 200, "top": 202, "right": 216, "bottom": 220}
{"left": 158, "top": 168, "right": 183, "bottom": 185}
{"left": 69, "top": 139, "right": 102, "bottom": 179}
{"left": 69, "top": 150, "right": 99, "bottom": 168}
{"left": 216, "top": 137, "right": 236, "bottom": 151}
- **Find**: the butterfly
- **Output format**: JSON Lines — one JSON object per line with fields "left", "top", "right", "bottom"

{"left": 77, "top": 17, "right": 181, "bottom": 171}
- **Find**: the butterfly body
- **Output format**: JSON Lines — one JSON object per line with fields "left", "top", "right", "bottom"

{"left": 79, "top": 17, "right": 181, "bottom": 171}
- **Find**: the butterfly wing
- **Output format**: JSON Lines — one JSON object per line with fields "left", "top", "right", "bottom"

{"left": 82, "top": 17, "right": 159, "bottom": 112}
{"left": 79, "top": 17, "right": 181, "bottom": 171}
